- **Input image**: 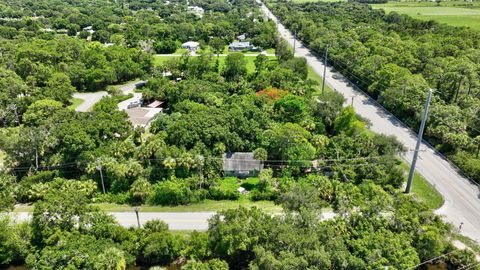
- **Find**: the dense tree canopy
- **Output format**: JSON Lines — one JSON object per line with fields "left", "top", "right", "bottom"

{"left": 0, "top": 0, "right": 478, "bottom": 269}
{"left": 269, "top": 0, "right": 480, "bottom": 183}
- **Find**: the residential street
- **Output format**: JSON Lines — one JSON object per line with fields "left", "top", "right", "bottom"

{"left": 11, "top": 212, "right": 215, "bottom": 231}
{"left": 9, "top": 211, "right": 337, "bottom": 231}
{"left": 72, "top": 91, "right": 108, "bottom": 112}
{"left": 259, "top": 1, "right": 480, "bottom": 241}
{"left": 117, "top": 80, "right": 146, "bottom": 111}
{"left": 72, "top": 80, "right": 145, "bottom": 112}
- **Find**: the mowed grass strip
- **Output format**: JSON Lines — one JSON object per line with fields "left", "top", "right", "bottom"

{"left": 14, "top": 200, "right": 283, "bottom": 214}
{"left": 372, "top": 2, "right": 480, "bottom": 31}
{"left": 401, "top": 163, "right": 444, "bottom": 210}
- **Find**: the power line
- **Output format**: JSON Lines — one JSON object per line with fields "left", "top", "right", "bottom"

{"left": 407, "top": 249, "right": 462, "bottom": 270}
{"left": 2, "top": 152, "right": 409, "bottom": 172}
{"left": 459, "top": 261, "right": 480, "bottom": 270}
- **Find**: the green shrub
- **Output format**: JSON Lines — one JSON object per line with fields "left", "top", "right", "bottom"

{"left": 452, "top": 151, "right": 480, "bottom": 182}
{"left": 250, "top": 189, "right": 277, "bottom": 201}
{"left": 209, "top": 187, "right": 239, "bottom": 200}
{"left": 147, "top": 180, "right": 195, "bottom": 205}
{"left": 209, "top": 177, "right": 240, "bottom": 200}
{"left": 141, "top": 232, "right": 184, "bottom": 265}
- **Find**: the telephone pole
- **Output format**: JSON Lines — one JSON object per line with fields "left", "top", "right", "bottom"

{"left": 293, "top": 29, "right": 296, "bottom": 57}
{"left": 405, "top": 89, "right": 433, "bottom": 194}
{"left": 96, "top": 159, "right": 106, "bottom": 194}
{"left": 321, "top": 45, "right": 329, "bottom": 95}
{"left": 134, "top": 207, "right": 141, "bottom": 228}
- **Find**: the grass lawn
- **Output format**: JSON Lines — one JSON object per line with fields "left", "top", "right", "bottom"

{"left": 96, "top": 199, "right": 282, "bottom": 213}
{"left": 14, "top": 199, "right": 282, "bottom": 214}
{"left": 0, "top": 150, "right": 5, "bottom": 169}
{"left": 265, "top": 48, "right": 276, "bottom": 54}
{"left": 372, "top": 2, "right": 480, "bottom": 31}
{"left": 401, "top": 163, "right": 444, "bottom": 210}
{"left": 67, "top": 97, "right": 84, "bottom": 110}
{"left": 454, "top": 234, "right": 480, "bottom": 254}
{"left": 153, "top": 55, "right": 179, "bottom": 66}
{"left": 308, "top": 65, "right": 334, "bottom": 95}
{"left": 153, "top": 54, "right": 277, "bottom": 74}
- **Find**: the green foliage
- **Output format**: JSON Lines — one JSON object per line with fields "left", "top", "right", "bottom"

{"left": 26, "top": 232, "right": 126, "bottom": 270}
{"left": 222, "top": 53, "right": 247, "bottom": 81}
{"left": 333, "top": 106, "right": 365, "bottom": 135}
{"left": 0, "top": 174, "right": 17, "bottom": 211}
{"left": 275, "top": 38, "right": 293, "bottom": 63}
{"left": 143, "top": 220, "right": 169, "bottom": 234}
{"left": 274, "top": 94, "right": 308, "bottom": 123}
{"left": 208, "top": 207, "right": 275, "bottom": 268}
{"left": 182, "top": 231, "right": 211, "bottom": 260}
{"left": 270, "top": 0, "right": 480, "bottom": 183}
{"left": 140, "top": 232, "right": 184, "bottom": 266}
{"left": 23, "top": 99, "right": 63, "bottom": 126}
{"left": 147, "top": 180, "right": 196, "bottom": 206}
{"left": 0, "top": 216, "right": 30, "bottom": 266}
{"left": 209, "top": 178, "right": 240, "bottom": 200}
{"left": 31, "top": 179, "right": 96, "bottom": 244}
{"left": 129, "top": 177, "right": 153, "bottom": 204}
{"left": 183, "top": 259, "right": 229, "bottom": 270}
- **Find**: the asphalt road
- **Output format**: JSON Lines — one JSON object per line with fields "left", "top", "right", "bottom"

{"left": 11, "top": 212, "right": 215, "bottom": 231}
{"left": 117, "top": 80, "right": 145, "bottom": 111}
{"left": 72, "top": 81, "right": 144, "bottom": 112}
{"left": 259, "top": 1, "right": 480, "bottom": 242}
{"left": 10, "top": 211, "right": 336, "bottom": 231}
{"left": 72, "top": 91, "right": 108, "bottom": 112}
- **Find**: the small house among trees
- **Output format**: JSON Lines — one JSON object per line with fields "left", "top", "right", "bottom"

{"left": 181, "top": 41, "right": 200, "bottom": 52}
{"left": 229, "top": 41, "right": 255, "bottom": 51}
{"left": 223, "top": 152, "right": 263, "bottom": 178}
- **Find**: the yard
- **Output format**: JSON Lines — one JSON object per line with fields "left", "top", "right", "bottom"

{"left": 372, "top": 1, "right": 480, "bottom": 31}
{"left": 67, "top": 97, "right": 84, "bottom": 110}
{"left": 153, "top": 54, "right": 277, "bottom": 74}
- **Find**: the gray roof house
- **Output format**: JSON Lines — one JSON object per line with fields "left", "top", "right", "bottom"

{"left": 181, "top": 41, "right": 200, "bottom": 52}
{"left": 228, "top": 41, "right": 253, "bottom": 51}
{"left": 223, "top": 152, "right": 263, "bottom": 178}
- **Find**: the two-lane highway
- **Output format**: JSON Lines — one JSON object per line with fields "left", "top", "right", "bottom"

{"left": 259, "top": 1, "right": 480, "bottom": 242}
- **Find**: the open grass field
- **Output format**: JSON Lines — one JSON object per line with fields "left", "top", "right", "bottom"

{"left": 372, "top": 1, "right": 480, "bottom": 31}
{"left": 401, "top": 162, "right": 444, "bottom": 209}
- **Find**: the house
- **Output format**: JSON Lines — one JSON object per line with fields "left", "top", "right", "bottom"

{"left": 223, "top": 152, "right": 263, "bottom": 178}
{"left": 187, "top": 6, "right": 204, "bottom": 17}
{"left": 83, "top": 26, "right": 94, "bottom": 34}
{"left": 228, "top": 41, "right": 252, "bottom": 51}
{"left": 237, "top": 34, "right": 246, "bottom": 42}
{"left": 181, "top": 41, "right": 200, "bottom": 52}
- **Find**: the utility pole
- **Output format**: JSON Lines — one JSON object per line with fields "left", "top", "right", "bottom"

{"left": 405, "top": 89, "right": 432, "bottom": 194}
{"left": 321, "top": 45, "right": 329, "bottom": 95}
{"left": 293, "top": 29, "right": 296, "bottom": 57}
{"left": 96, "top": 159, "right": 106, "bottom": 194}
{"left": 134, "top": 207, "right": 141, "bottom": 228}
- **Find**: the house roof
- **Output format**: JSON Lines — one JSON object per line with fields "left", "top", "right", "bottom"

{"left": 182, "top": 41, "right": 199, "bottom": 47}
{"left": 147, "top": 100, "right": 163, "bottom": 108}
{"left": 229, "top": 42, "right": 251, "bottom": 48}
{"left": 223, "top": 152, "right": 262, "bottom": 172}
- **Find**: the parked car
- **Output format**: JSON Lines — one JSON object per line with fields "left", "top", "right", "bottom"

{"left": 127, "top": 101, "right": 141, "bottom": 109}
